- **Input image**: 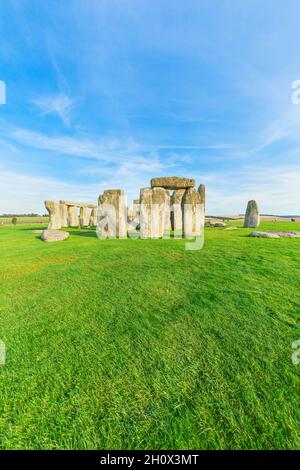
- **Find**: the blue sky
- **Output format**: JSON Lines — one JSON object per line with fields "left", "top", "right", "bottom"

{"left": 0, "top": 0, "right": 300, "bottom": 214}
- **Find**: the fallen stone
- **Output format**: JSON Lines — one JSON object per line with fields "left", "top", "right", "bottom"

{"left": 151, "top": 176, "right": 195, "bottom": 190}
{"left": 41, "top": 230, "right": 70, "bottom": 242}
{"left": 32, "top": 229, "right": 43, "bottom": 234}
{"left": 224, "top": 226, "right": 237, "bottom": 231}
{"left": 213, "top": 222, "right": 226, "bottom": 227}
{"left": 249, "top": 231, "right": 300, "bottom": 238}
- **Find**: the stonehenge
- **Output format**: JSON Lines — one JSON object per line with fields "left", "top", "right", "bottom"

{"left": 139, "top": 177, "right": 205, "bottom": 239}
{"left": 45, "top": 176, "right": 206, "bottom": 241}
{"left": 44, "top": 200, "right": 97, "bottom": 230}
{"left": 244, "top": 200, "right": 260, "bottom": 228}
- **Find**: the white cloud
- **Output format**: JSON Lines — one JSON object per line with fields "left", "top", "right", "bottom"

{"left": 33, "top": 94, "right": 75, "bottom": 126}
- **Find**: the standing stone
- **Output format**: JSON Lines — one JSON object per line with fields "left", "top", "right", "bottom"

{"left": 98, "top": 190, "right": 127, "bottom": 238}
{"left": 244, "top": 200, "right": 260, "bottom": 228}
{"left": 198, "top": 184, "right": 206, "bottom": 230}
{"left": 171, "top": 189, "right": 185, "bottom": 234}
{"left": 59, "top": 202, "right": 68, "bottom": 227}
{"left": 45, "top": 200, "right": 61, "bottom": 230}
{"left": 89, "top": 207, "right": 98, "bottom": 226}
{"left": 139, "top": 188, "right": 153, "bottom": 239}
{"left": 140, "top": 188, "right": 170, "bottom": 238}
{"left": 79, "top": 206, "right": 91, "bottom": 227}
{"left": 68, "top": 205, "right": 79, "bottom": 227}
{"left": 182, "top": 188, "right": 201, "bottom": 238}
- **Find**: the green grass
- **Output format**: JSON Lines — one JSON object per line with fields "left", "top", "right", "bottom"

{"left": 0, "top": 216, "right": 48, "bottom": 225}
{"left": 0, "top": 221, "right": 300, "bottom": 450}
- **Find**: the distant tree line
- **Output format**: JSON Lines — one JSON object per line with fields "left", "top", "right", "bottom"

{"left": 0, "top": 213, "right": 48, "bottom": 217}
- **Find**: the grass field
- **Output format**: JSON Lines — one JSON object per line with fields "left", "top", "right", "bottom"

{"left": 0, "top": 216, "right": 48, "bottom": 225}
{"left": 0, "top": 221, "right": 300, "bottom": 450}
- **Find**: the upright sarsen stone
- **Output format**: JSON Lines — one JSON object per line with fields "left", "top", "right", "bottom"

{"left": 59, "top": 202, "right": 68, "bottom": 227}
{"left": 182, "top": 188, "right": 201, "bottom": 238}
{"left": 45, "top": 200, "right": 61, "bottom": 230}
{"left": 139, "top": 188, "right": 152, "bottom": 239}
{"left": 171, "top": 189, "right": 185, "bottom": 234}
{"left": 98, "top": 190, "right": 127, "bottom": 238}
{"left": 68, "top": 205, "right": 79, "bottom": 227}
{"left": 79, "top": 206, "right": 91, "bottom": 227}
{"left": 140, "top": 188, "right": 170, "bottom": 238}
{"left": 198, "top": 184, "right": 206, "bottom": 229}
{"left": 89, "top": 207, "right": 98, "bottom": 226}
{"left": 244, "top": 200, "right": 260, "bottom": 228}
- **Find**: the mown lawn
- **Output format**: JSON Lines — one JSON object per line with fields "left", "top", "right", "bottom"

{"left": 0, "top": 222, "right": 300, "bottom": 450}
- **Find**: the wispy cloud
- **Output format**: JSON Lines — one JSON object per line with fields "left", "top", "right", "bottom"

{"left": 33, "top": 94, "right": 75, "bottom": 126}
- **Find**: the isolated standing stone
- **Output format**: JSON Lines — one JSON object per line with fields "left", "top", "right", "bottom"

{"left": 98, "top": 189, "right": 127, "bottom": 238}
{"left": 45, "top": 200, "right": 62, "bottom": 230}
{"left": 151, "top": 176, "right": 195, "bottom": 190}
{"left": 182, "top": 188, "right": 201, "bottom": 238}
{"left": 67, "top": 205, "right": 79, "bottom": 227}
{"left": 41, "top": 230, "right": 70, "bottom": 242}
{"left": 244, "top": 200, "right": 260, "bottom": 228}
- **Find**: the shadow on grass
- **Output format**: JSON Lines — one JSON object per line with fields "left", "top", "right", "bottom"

{"left": 69, "top": 230, "right": 98, "bottom": 238}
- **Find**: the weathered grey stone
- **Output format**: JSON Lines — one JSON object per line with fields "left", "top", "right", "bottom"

{"left": 59, "top": 202, "right": 68, "bottom": 227}
{"left": 60, "top": 200, "right": 97, "bottom": 208}
{"left": 170, "top": 189, "right": 185, "bottom": 234}
{"left": 244, "top": 200, "right": 260, "bottom": 228}
{"left": 151, "top": 176, "right": 195, "bottom": 190}
{"left": 89, "top": 208, "right": 98, "bottom": 226}
{"left": 97, "top": 189, "right": 127, "bottom": 238}
{"left": 67, "top": 205, "right": 79, "bottom": 227}
{"left": 139, "top": 187, "right": 170, "bottom": 238}
{"left": 224, "top": 226, "right": 237, "bottom": 231}
{"left": 198, "top": 184, "right": 206, "bottom": 210}
{"left": 249, "top": 231, "right": 300, "bottom": 238}
{"left": 213, "top": 222, "right": 226, "bottom": 227}
{"left": 41, "top": 230, "right": 70, "bottom": 242}
{"left": 79, "top": 206, "right": 91, "bottom": 227}
{"left": 198, "top": 184, "right": 206, "bottom": 230}
{"left": 45, "top": 200, "right": 62, "bottom": 230}
{"left": 182, "top": 188, "right": 201, "bottom": 238}
{"left": 32, "top": 229, "right": 43, "bottom": 234}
